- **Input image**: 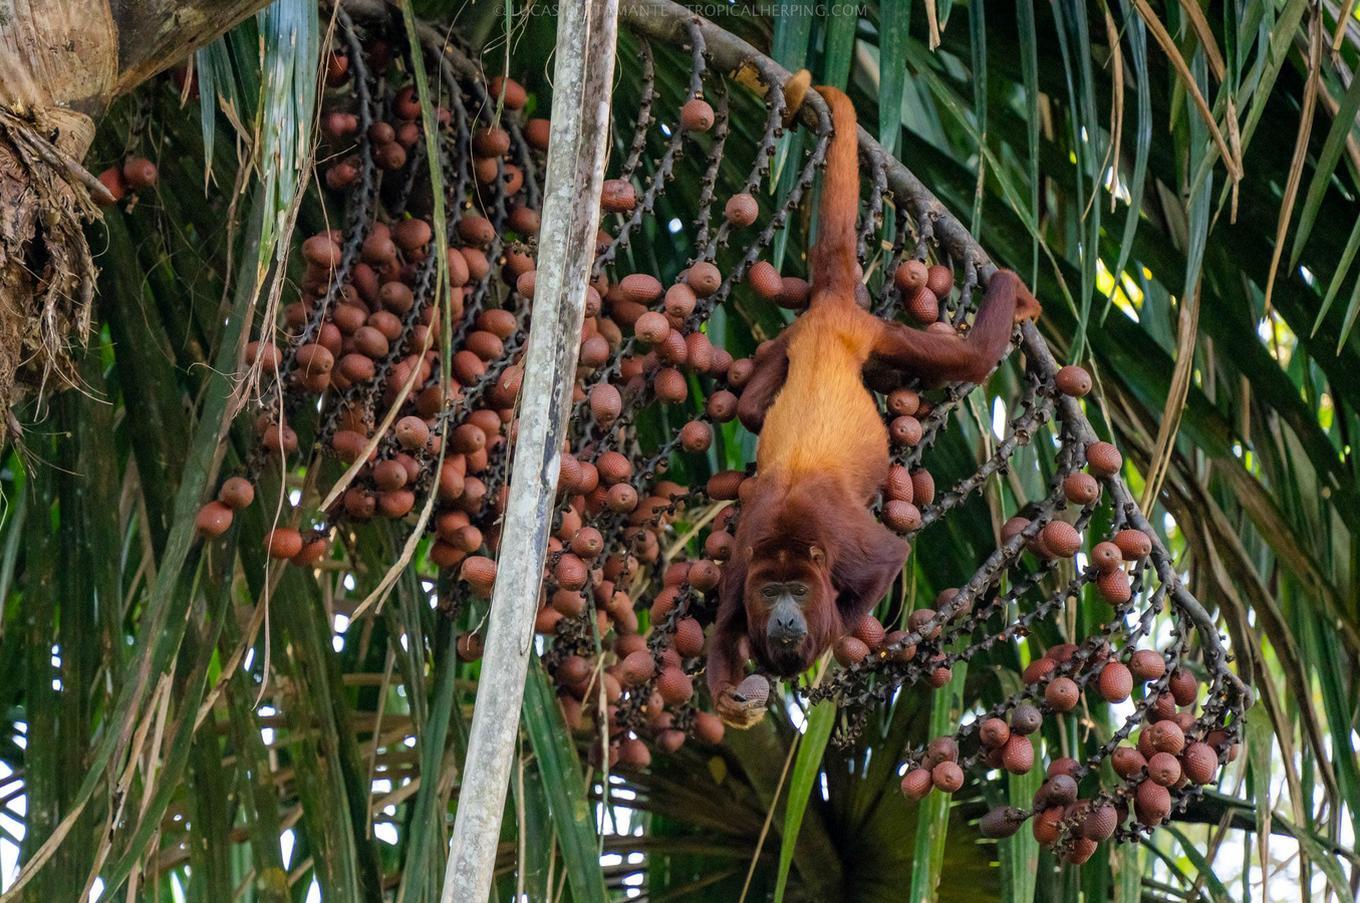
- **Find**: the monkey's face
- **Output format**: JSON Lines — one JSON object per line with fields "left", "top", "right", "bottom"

{"left": 745, "top": 546, "right": 832, "bottom": 677}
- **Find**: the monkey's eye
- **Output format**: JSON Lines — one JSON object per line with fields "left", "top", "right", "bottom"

{"left": 762, "top": 586, "right": 779, "bottom": 599}
{"left": 791, "top": 585, "right": 807, "bottom": 597}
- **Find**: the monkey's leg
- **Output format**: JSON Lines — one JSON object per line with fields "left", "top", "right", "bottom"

{"left": 736, "top": 330, "right": 791, "bottom": 433}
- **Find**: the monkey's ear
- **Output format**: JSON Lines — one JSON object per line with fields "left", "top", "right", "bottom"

{"left": 810, "top": 545, "right": 826, "bottom": 566}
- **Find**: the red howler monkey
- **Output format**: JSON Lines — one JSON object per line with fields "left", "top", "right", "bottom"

{"left": 707, "top": 81, "right": 1041, "bottom": 727}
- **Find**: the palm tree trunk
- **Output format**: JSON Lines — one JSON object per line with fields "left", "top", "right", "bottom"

{"left": 0, "top": 0, "right": 271, "bottom": 444}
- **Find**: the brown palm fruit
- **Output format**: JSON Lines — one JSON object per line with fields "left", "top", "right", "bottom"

{"left": 606, "top": 484, "right": 638, "bottom": 514}
{"left": 925, "top": 736, "right": 958, "bottom": 767}
{"left": 884, "top": 630, "right": 916, "bottom": 663}
{"left": 1010, "top": 703, "right": 1043, "bottom": 735}
{"left": 598, "top": 178, "right": 636, "bottom": 213}
{"left": 1112, "top": 528, "right": 1152, "bottom": 561}
{"left": 579, "top": 335, "right": 610, "bottom": 370}
{"left": 1047, "top": 758, "right": 1080, "bottom": 779}
{"left": 706, "top": 470, "right": 745, "bottom": 500}
{"left": 687, "top": 261, "right": 722, "bottom": 296}
{"left": 925, "top": 265, "right": 953, "bottom": 297}
{"left": 883, "top": 464, "right": 913, "bottom": 503}
{"left": 1098, "top": 661, "right": 1134, "bottom": 702}
{"left": 552, "top": 588, "right": 586, "bottom": 618}
{"left": 882, "top": 500, "right": 922, "bottom": 533}
{"left": 619, "top": 273, "right": 662, "bottom": 305}
{"left": 373, "top": 459, "right": 408, "bottom": 492}
{"left": 774, "top": 276, "right": 809, "bottom": 310}
{"left": 1037, "top": 774, "right": 1078, "bottom": 808}
{"left": 524, "top": 117, "right": 551, "bottom": 151}
{"left": 1081, "top": 802, "right": 1118, "bottom": 841}
{"left": 1048, "top": 643, "right": 1078, "bottom": 664}
{"left": 1044, "top": 677, "right": 1080, "bottom": 712}
{"left": 894, "top": 259, "right": 928, "bottom": 292}
{"left": 1031, "top": 806, "right": 1063, "bottom": 844}
{"left": 680, "top": 98, "right": 715, "bottom": 132}
{"left": 377, "top": 489, "right": 415, "bottom": 518}
{"left": 659, "top": 285, "right": 696, "bottom": 322}
{"left": 1145, "top": 720, "right": 1185, "bottom": 755}
{"left": 1000, "top": 516, "right": 1030, "bottom": 545}
{"left": 1065, "top": 837, "right": 1098, "bottom": 865}
{"left": 1129, "top": 649, "right": 1166, "bottom": 681}
{"left": 123, "top": 157, "right": 158, "bottom": 190}
{"left": 673, "top": 618, "right": 705, "bottom": 657}
{"left": 267, "top": 528, "right": 303, "bottom": 560}
{"left": 852, "top": 614, "right": 886, "bottom": 649}
{"left": 653, "top": 368, "right": 688, "bottom": 403}
{"left": 979, "top": 806, "right": 1027, "bottom": 838}
{"left": 931, "top": 761, "right": 965, "bottom": 793}
{"left": 1097, "top": 568, "right": 1131, "bottom": 603}
{"left": 905, "top": 288, "right": 939, "bottom": 324}
{"left": 693, "top": 711, "right": 725, "bottom": 745}
{"left": 1041, "top": 521, "right": 1081, "bottom": 557}
{"left": 1146, "top": 751, "right": 1181, "bottom": 787}
{"left": 906, "top": 607, "right": 939, "bottom": 639}
{"left": 456, "top": 632, "right": 485, "bottom": 661}
{"left": 900, "top": 768, "right": 933, "bottom": 800}
{"left": 1108, "top": 747, "right": 1146, "bottom": 782}
{"left": 1181, "top": 742, "right": 1218, "bottom": 784}
{"left": 589, "top": 383, "right": 623, "bottom": 425}
{"left": 978, "top": 717, "right": 1010, "bottom": 748}
{"left": 1054, "top": 365, "right": 1092, "bottom": 397}
{"left": 1134, "top": 780, "right": 1171, "bottom": 825}
{"left": 1090, "top": 541, "right": 1122, "bottom": 572}
{"left": 747, "top": 260, "right": 783, "bottom": 301}
{"left": 195, "top": 502, "right": 234, "bottom": 538}
{"left": 911, "top": 469, "right": 935, "bottom": 505}
{"left": 927, "top": 660, "right": 952, "bottom": 688}
{"left": 1001, "top": 734, "right": 1035, "bottom": 774}
{"left": 569, "top": 527, "right": 604, "bottom": 560}
{"left": 597, "top": 451, "right": 633, "bottom": 485}
{"left": 218, "top": 477, "right": 255, "bottom": 510}
{"left": 1063, "top": 472, "right": 1100, "bottom": 505}
{"left": 634, "top": 311, "right": 671, "bottom": 344}
{"left": 460, "top": 556, "right": 497, "bottom": 596}
{"left": 889, "top": 415, "right": 923, "bottom": 446}
{"left": 97, "top": 166, "right": 127, "bottom": 203}
{"left": 834, "top": 636, "right": 870, "bottom": 666}
{"left": 1085, "top": 441, "right": 1122, "bottom": 476}
{"left": 554, "top": 554, "right": 588, "bottom": 591}
{"left": 655, "top": 729, "right": 684, "bottom": 753}
{"left": 677, "top": 418, "right": 712, "bottom": 454}
{"left": 1168, "top": 668, "right": 1198, "bottom": 706}
{"left": 488, "top": 75, "right": 526, "bottom": 109}
{"left": 1022, "top": 657, "right": 1056, "bottom": 684}
{"left": 619, "top": 650, "right": 656, "bottom": 687}
{"left": 725, "top": 192, "right": 758, "bottom": 227}
{"left": 656, "top": 666, "right": 693, "bottom": 705}
{"left": 294, "top": 343, "right": 334, "bottom": 375}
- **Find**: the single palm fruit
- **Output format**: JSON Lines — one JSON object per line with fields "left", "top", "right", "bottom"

{"left": 900, "top": 767, "right": 933, "bottom": 800}
{"left": 1097, "top": 568, "right": 1131, "bottom": 603}
{"left": 1001, "top": 734, "right": 1035, "bottom": 774}
{"left": 589, "top": 382, "right": 623, "bottom": 425}
{"left": 122, "top": 156, "right": 158, "bottom": 189}
{"left": 1041, "top": 521, "right": 1081, "bottom": 557}
{"left": 1044, "top": 677, "right": 1080, "bottom": 712}
{"left": 1181, "top": 742, "right": 1218, "bottom": 784}
{"left": 664, "top": 282, "right": 697, "bottom": 318}
{"left": 747, "top": 260, "right": 783, "bottom": 301}
{"left": 218, "top": 477, "right": 255, "bottom": 510}
{"left": 1065, "top": 838, "right": 1098, "bottom": 865}
{"left": 456, "top": 632, "right": 485, "bottom": 661}
{"left": 195, "top": 502, "right": 234, "bottom": 538}
{"left": 673, "top": 618, "right": 705, "bottom": 657}
{"left": 488, "top": 76, "right": 527, "bottom": 109}
{"left": 724, "top": 192, "right": 758, "bottom": 227}
{"left": 679, "top": 420, "right": 712, "bottom": 453}
{"left": 1146, "top": 751, "right": 1181, "bottom": 786}
{"left": 894, "top": 259, "right": 928, "bottom": 292}
{"left": 1168, "top": 668, "right": 1199, "bottom": 706}
{"left": 911, "top": 468, "right": 935, "bottom": 504}
{"left": 1129, "top": 648, "right": 1166, "bottom": 681}
{"left": 266, "top": 528, "right": 303, "bottom": 560}
{"left": 1145, "top": 720, "right": 1186, "bottom": 755}
{"left": 905, "top": 287, "right": 939, "bottom": 324}
{"left": 1134, "top": 779, "right": 1171, "bottom": 825}
{"left": 1031, "top": 806, "right": 1063, "bottom": 844}
{"left": 925, "top": 736, "right": 958, "bottom": 765}
{"left": 1082, "top": 802, "right": 1119, "bottom": 840}
{"left": 524, "top": 117, "right": 550, "bottom": 151}
{"left": 883, "top": 500, "right": 922, "bottom": 533}
{"left": 693, "top": 711, "right": 725, "bottom": 745}
{"left": 979, "top": 806, "right": 1027, "bottom": 838}
{"left": 686, "top": 260, "right": 722, "bottom": 296}
{"left": 600, "top": 178, "right": 637, "bottom": 212}
{"left": 680, "top": 98, "right": 715, "bottom": 132}
{"left": 978, "top": 717, "right": 1010, "bottom": 748}
{"left": 1054, "top": 365, "right": 1092, "bottom": 396}
{"left": 925, "top": 264, "right": 953, "bottom": 297}
{"left": 931, "top": 761, "right": 965, "bottom": 793}
{"left": 1098, "top": 661, "right": 1133, "bottom": 702}
{"left": 1090, "top": 541, "right": 1122, "bottom": 571}
{"left": 1111, "top": 746, "right": 1146, "bottom": 779}
{"left": 686, "top": 559, "right": 722, "bottom": 591}
{"left": 1010, "top": 703, "right": 1043, "bottom": 736}
{"left": 1063, "top": 472, "right": 1100, "bottom": 505}
{"left": 853, "top": 614, "right": 886, "bottom": 648}
{"left": 1085, "top": 441, "right": 1122, "bottom": 476}
{"left": 1038, "top": 774, "right": 1077, "bottom": 807}
{"left": 1113, "top": 528, "right": 1152, "bottom": 560}
{"left": 619, "top": 273, "right": 662, "bottom": 304}
{"left": 460, "top": 556, "right": 497, "bottom": 596}
{"left": 620, "top": 650, "right": 656, "bottom": 686}
{"left": 634, "top": 311, "right": 671, "bottom": 344}
{"left": 834, "top": 636, "right": 870, "bottom": 666}
{"left": 656, "top": 666, "right": 693, "bottom": 704}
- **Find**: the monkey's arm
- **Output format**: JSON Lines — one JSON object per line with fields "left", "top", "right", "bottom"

{"left": 831, "top": 509, "right": 910, "bottom": 627}
{"left": 871, "top": 269, "right": 1039, "bottom": 386}
{"left": 736, "top": 329, "right": 792, "bottom": 434}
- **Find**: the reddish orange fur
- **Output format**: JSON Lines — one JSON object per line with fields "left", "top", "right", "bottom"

{"left": 709, "top": 81, "right": 1041, "bottom": 726}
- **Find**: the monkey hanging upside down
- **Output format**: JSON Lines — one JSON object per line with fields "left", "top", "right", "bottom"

{"left": 706, "top": 80, "right": 1041, "bottom": 727}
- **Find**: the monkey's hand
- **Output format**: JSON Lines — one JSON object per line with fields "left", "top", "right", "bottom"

{"left": 1006, "top": 270, "right": 1043, "bottom": 323}
{"left": 715, "top": 674, "right": 771, "bottom": 729}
